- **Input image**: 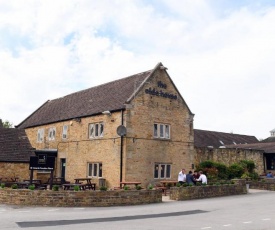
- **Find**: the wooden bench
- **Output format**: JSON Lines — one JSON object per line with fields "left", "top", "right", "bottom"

{"left": 154, "top": 184, "right": 168, "bottom": 196}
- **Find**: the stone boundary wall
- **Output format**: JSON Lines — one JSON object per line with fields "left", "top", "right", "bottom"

{"left": 194, "top": 147, "right": 264, "bottom": 174}
{"left": 0, "top": 189, "right": 162, "bottom": 207}
{"left": 247, "top": 181, "right": 275, "bottom": 191}
{"left": 170, "top": 180, "right": 247, "bottom": 201}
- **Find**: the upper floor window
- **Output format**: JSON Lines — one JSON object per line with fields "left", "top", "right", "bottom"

{"left": 37, "top": 128, "right": 44, "bottom": 143}
{"left": 154, "top": 163, "right": 171, "bottom": 179}
{"left": 88, "top": 162, "right": 102, "bottom": 177}
{"left": 48, "top": 127, "right": 56, "bottom": 141}
{"left": 154, "top": 123, "right": 170, "bottom": 139}
{"left": 89, "top": 122, "right": 104, "bottom": 138}
{"left": 62, "top": 125, "right": 68, "bottom": 139}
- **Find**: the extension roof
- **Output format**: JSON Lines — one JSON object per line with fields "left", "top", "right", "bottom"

{"left": 17, "top": 63, "right": 193, "bottom": 129}
{"left": 225, "top": 142, "right": 275, "bottom": 154}
{"left": 0, "top": 128, "right": 35, "bottom": 162}
{"left": 194, "top": 129, "right": 259, "bottom": 148}
{"left": 261, "top": 137, "right": 275, "bottom": 143}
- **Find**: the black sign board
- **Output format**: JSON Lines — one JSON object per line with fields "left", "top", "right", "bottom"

{"left": 29, "top": 156, "right": 55, "bottom": 170}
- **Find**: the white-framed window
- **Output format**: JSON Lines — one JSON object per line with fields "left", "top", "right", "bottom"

{"left": 37, "top": 128, "right": 44, "bottom": 143}
{"left": 88, "top": 162, "right": 102, "bottom": 177}
{"left": 62, "top": 125, "right": 68, "bottom": 139}
{"left": 154, "top": 123, "right": 170, "bottom": 139}
{"left": 48, "top": 127, "right": 56, "bottom": 141}
{"left": 89, "top": 122, "right": 104, "bottom": 138}
{"left": 154, "top": 163, "right": 171, "bottom": 179}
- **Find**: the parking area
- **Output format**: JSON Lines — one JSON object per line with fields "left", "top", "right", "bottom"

{"left": 0, "top": 189, "right": 274, "bottom": 229}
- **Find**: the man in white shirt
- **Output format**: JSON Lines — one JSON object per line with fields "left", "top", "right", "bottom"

{"left": 197, "top": 171, "right": 207, "bottom": 184}
{"left": 178, "top": 168, "right": 186, "bottom": 185}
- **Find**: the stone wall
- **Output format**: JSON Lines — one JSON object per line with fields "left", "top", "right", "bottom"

{"left": 194, "top": 147, "right": 264, "bottom": 174}
{"left": 0, "top": 162, "right": 30, "bottom": 181}
{"left": 0, "top": 189, "right": 162, "bottom": 207}
{"left": 170, "top": 180, "right": 247, "bottom": 201}
{"left": 247, "top": 180, "right": 275, "bottom": 191}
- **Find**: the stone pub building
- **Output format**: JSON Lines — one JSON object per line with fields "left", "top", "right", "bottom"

{"left": 16, "top": 63, "right": 195, "bottom": 188}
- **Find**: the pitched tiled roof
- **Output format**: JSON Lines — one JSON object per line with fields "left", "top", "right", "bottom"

{"left": 17, "top": 69, "right": 153, "bottom": 129}
{"left": 261, "top": 137, "right": 275, "bottom": 143}
{"left": 0, "top": 128, "right": 35, "bottom": 162}
{"left": 225, "top": 142, "right": 275, "bottom": 153}
{"left": 194, "top": 129, "right": 259, "bottom": 148}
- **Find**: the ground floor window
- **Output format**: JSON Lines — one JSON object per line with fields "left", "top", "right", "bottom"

{"left": 154, "top": 163, "right": 171, "bottom": 179}
{"left": 88, "top": 162, "right": 102, "bottom": 177}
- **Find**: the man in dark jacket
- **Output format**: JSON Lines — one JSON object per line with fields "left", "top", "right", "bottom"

{"left": 186, "top": 171, "right": 195, "bottom": 185}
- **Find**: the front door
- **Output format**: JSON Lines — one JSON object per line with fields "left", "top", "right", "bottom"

{"left": 60, "top": 158, "right": 66, "bottom": 181}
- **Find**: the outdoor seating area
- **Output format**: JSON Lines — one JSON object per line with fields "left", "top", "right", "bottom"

{"left": 0, "top": 177, "right": 48, "bottom": 190}
{"left": 0, "top": 176, "right": 99, "bottom": 191}
{"left": 120, "top": 181, "right": 141, "bottom": 188}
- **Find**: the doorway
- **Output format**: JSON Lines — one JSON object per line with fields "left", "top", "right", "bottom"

{"left": 60, "top": 158, "right": 66, "bottom": 180}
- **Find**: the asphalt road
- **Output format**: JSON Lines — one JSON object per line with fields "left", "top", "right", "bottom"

{"left": 1, "top": 189, "right": 275, "bottom": 230}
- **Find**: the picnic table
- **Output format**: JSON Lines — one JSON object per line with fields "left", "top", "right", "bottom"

{"left": 23, "top": 179, "right": 42, "bottom": 184}
{"left": 120, "top": 181, "right": 141, "bottom": 188}
{"left": 0, "top": 177, "right": 19, "bottom": 182}
{"left": 47, "top": 177, "right": 66, "bottom": 185}
{"left": 74, "top": 178, "right": 96, "bottom": 190}
{"left": 63, "top": 183, "right": 86, "bottom": 190}
{"left": 160, "top": 180, "right": 178, "bottom": 187}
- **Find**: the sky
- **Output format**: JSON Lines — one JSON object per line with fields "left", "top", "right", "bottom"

{"left": 0, "top": 0, "right": 275, "bottom": 140}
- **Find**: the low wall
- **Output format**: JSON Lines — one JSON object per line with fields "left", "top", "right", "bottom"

{"left": 170, "top": 180, "right": 247, "bottom": 201}
{"left": 247, "top": 180, "right": 275, "bottom": 191}
{"left": 0, "top": 189, "right": 162, "bottom": 207}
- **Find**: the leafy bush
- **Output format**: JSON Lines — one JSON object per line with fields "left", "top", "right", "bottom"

{"left": 214, "top": 162, "right": 228, "bottom": 179}
{"left": 249, "top": 172, "right": 259, "bottom": 180}
{"left": 228, "top": 163, "right": 245, "bottom": 179}
{"left": 11, "top": 184, "right": 18, "bottom": 189}
{"left": 74, "top": 185, "right": 80, "bottom": 191}
{"left": 135, "top": 185, "right": 142, "bottom": 190}
{"left": 239, "top": 160, "right": 255, "bottom": 173}
{"left": 52, "top": 185, "right": 59, "bottom": 191}
{"left": 100, "top": 186, "right": 107, "bottom": 191}
{"left": 197, "top": 161, "right": 228, "bottom": 180}
{"left": 0, "top": 183, "right": 5, "bottom": 189}
{"left": 197, "top": 160, "right": 216, "bottom": 169}
{"left": 123, "top": 185, "right": 129, "bottom": 190}
{"left": 28, "top": 185, "right": 35, "bottom": 190}
{"left": 176, "top": 182, "right": 181, "bottom": 187}
{"left": 147, "top": 184, "right": 153, "bottom": 190}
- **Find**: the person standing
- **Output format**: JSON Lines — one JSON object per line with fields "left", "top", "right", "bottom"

{"left": 178, "top": 168, "right": 186, "bottom": 185}
{"left": 186, "top": 171, "right": 195, "bottom": 185}
{"left": 196, "top": 171, "right": 207, "bottom": 184}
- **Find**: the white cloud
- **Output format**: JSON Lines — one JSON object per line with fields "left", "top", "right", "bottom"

{"left": 0, "top": 0, "right": 275, "bottom": 139}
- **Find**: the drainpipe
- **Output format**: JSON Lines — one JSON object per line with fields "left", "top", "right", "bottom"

{"left": 120, "top": 110, "right": 124, "bottom": 187}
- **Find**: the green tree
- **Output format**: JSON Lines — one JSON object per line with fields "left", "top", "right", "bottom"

{"left": 0, "top": 119, "right": 13, "bottom": 128}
